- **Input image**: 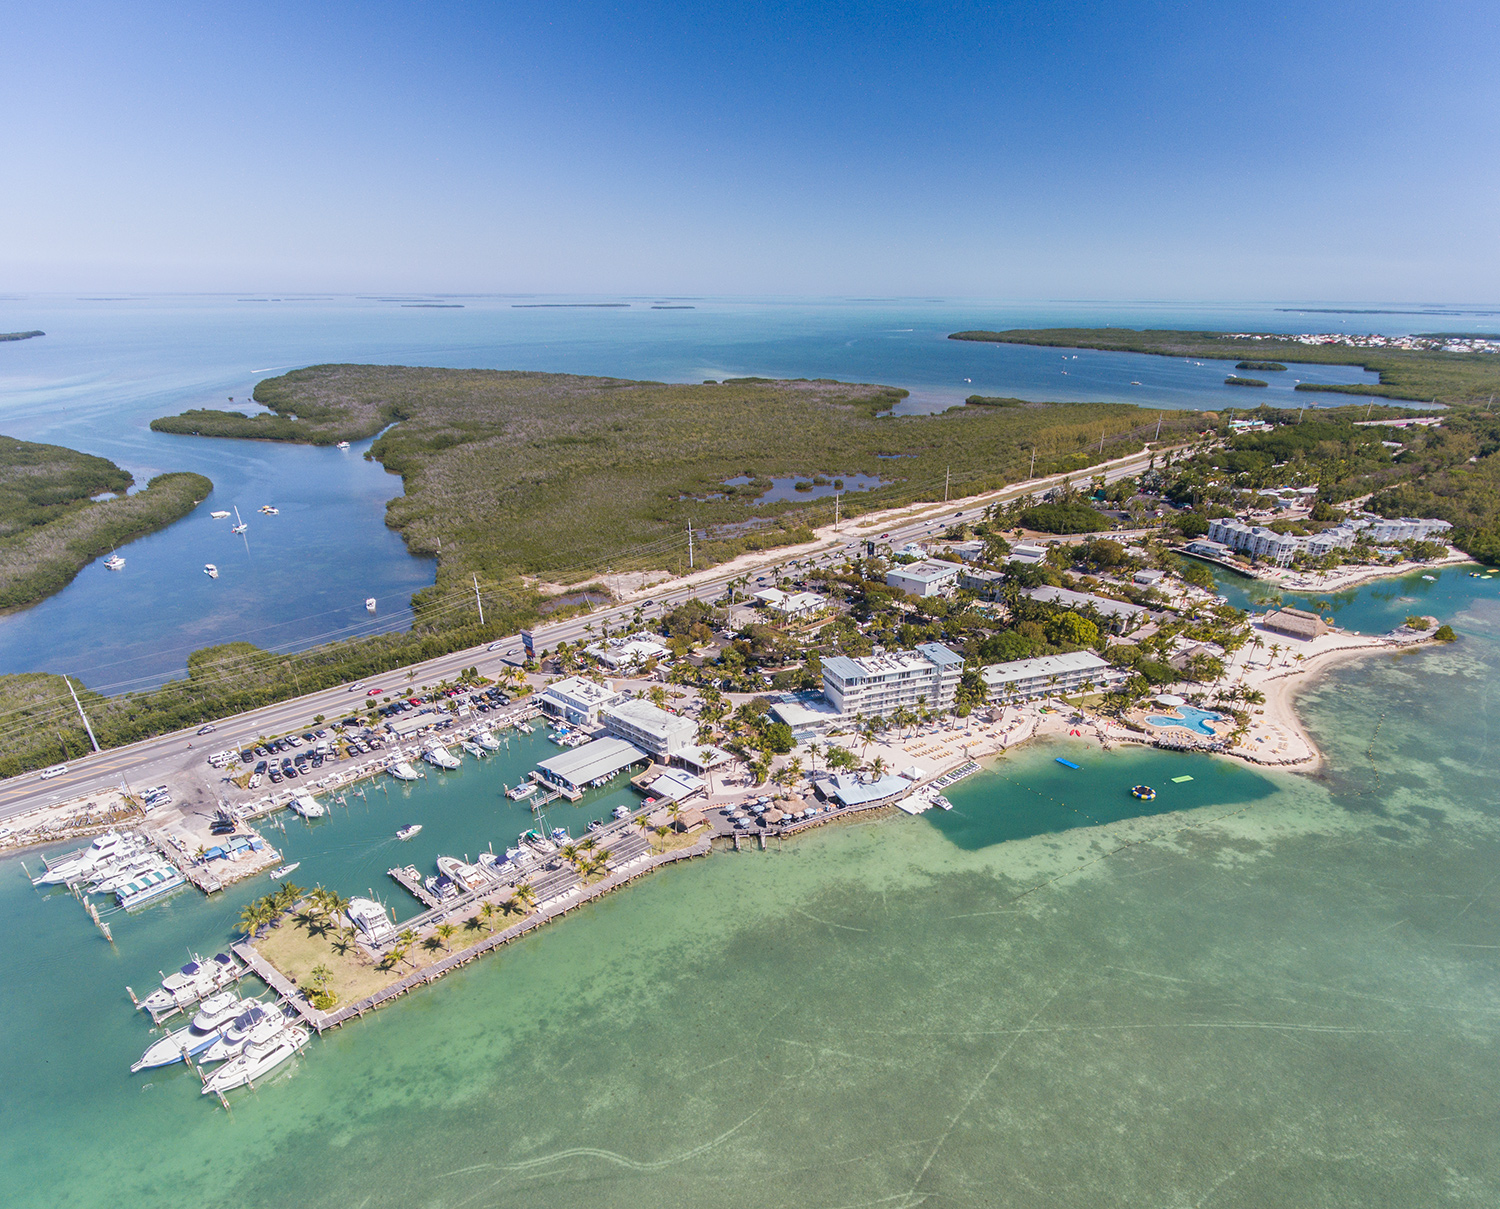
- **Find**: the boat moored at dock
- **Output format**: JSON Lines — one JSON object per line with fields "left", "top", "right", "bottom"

{"left": 201, "top": 1024, "right": 310, "bottom": 1095}
{"left": 116, "top": 866, "right": 187, "bottom": 908}
{"left": 388, "top": 761, "right": 422, "bottom": 781}
{"left": 423, "top": 743, "right": 461, "bottom": 770}
{"left": 200, "top": 1004, "right": 281, "bottom": 1064}
{"left": 135, "top": 953, "right": 242, "bottom": 1014}
{"left": 475, "top": 730, "right": 500, "bottom": 750}
{"left": 288, "top": 794, "right": 325, "bottom": 818}
{"left": 348, "top": 896, "right": 397, "bottom": 944}
{"left": 506, "top": 782, "right": 536, "bottom": 801}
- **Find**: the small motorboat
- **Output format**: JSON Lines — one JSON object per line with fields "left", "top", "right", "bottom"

{"left": 104, "top": 552, "right": 126, "bottom": 571}
{"left": 203, "top": 564, "right": 219, "bottom": 578}
{"left": 506, "top": 782, "right": 536, "bottom": 801}
{"left": 612, "top": 804, "right": 632, "bottom": 820}
{"left": 259, "top": 505, "right": 279, "bottom": 515}
{"left": 1421, "top": 574, "right": 1436, "bottom": 581}
{"left": 389, "top": 761, "right": 422, "bottom": 781}
{"left": 1131, "top": 785, "right": 1156, "bottom": 801}
{"left": 365, "top": 597, "right": 376, "bottom": 612}
{"left": 267, "top": 861, "right": 300, "bottom": 880}
{"left": 337, "top": 440, "right": 351, "bottom": 450}
{"left": 461, "top": 740, "right": 484, "bottom": 757}
{"left": 396, "top": 823, "right": 422, "bottom": 841}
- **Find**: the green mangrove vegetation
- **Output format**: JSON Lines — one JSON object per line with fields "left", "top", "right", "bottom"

{"left": 1235, "top": 360, "right": 1287, "bottom": 372}
{"left": 1224, "top": 376, "right": 1268, "bottom": 387}
{"left": 0, "top": 331, "right": 45, "bottom": 342}
{"left": 949, "top": 327, "right": 1500, "bottom": 404}
{"left": 0, "top": 435, "right": 211, "bottom": 611}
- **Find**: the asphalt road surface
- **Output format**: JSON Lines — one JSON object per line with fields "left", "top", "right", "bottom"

{"left": 0, "top": 445, "right": 1168, "bottom": 823}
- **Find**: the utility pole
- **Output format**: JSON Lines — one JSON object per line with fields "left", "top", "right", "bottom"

{"left": 1154, "top": 413, "right": 1162, "bottom": 441}
{"left": 66, "top": 676, "right": 101, "bottom": 754}
{"left": 687, "top": 524, "right": 694, "bottom": 570}
{"left": 834, "top": 493, "right": 840, "bottom": 530}
{"left": 1029, "top": 448, "right": 1037, "bottom": 479}
{"left": 944, "top": 466, "right": 951, "bottom": 502}
{"left": 472, "top": 573, "right": 484, "bottom": 626}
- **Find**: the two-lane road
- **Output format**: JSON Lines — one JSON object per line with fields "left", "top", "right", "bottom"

{"left": 0, "top": 443, "right": 1173, "bottom": 823}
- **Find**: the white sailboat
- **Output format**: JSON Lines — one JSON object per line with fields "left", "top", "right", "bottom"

{"left": 230, "top": 506, "right": 248, "bottom": 535}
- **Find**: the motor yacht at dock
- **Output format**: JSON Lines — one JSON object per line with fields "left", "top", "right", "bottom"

{"left": 201, "top": 1024, "right": 310, "bottom": 1095}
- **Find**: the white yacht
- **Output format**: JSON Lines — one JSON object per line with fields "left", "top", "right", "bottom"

{"left": 130, "top": 992, "right": 250, "bottom": 1071}
{"left": 423, "top": 743, "right": 461, "bottom": 770}
{"left": 475, "top": 730, "right": 500, "bottom": 751}
{"left": 200, "top": 1004, "right": 280, "bottom": 1063}
{"left": 136, "top": 953, "right": 241, "bottom": 1014}
{"left": 90, "top": 854, "right": 170, "bottom": 894}
{"left": 347, "top": 896, "right": 397, "bottom": 944}
{"left": 34, "top": 831, "right": 142, "bottom": 885}
{"left": 203, "top": 564, "right": 219, "bottom": 578}
{"left": 365, "top": 597, "right": 377, "bottom": 612}
{"left": 288, "top": 794, "right": 325, "bottom": 818}
{"left": 506, "top": 782, "right": 537, "bottom": 801}
{"left": 104, "top": 552, "right": 126, "bottom": 571}
{"left": 436, "top": 855, "right": 486, "bottom": 891}
{"left": 336, "top": 440, "right": 351, "bottom": 450}
{"left": 201, "top": 1024, "right": 310, "bottom": 1095}
{"left": 389, "top": 761, "right": 421, "bottom": 781}
{"left": 210, "top": 510, "right": 231, "bottom": 519}
{"left": 461, "top": 740, "right": 484, "bottom": 757}
{"left": 395, "top": 823, "right": 422, "bottom": 841}
{"left": 230, "top": 506, "right": 248, "bottom": 535}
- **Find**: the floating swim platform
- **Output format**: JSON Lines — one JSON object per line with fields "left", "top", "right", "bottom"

{"left": 1055, "top": 758, "right": 1080, "bottom": 769}
{"left": 1171, "top": 775, "right": 1194, "bottom": 783}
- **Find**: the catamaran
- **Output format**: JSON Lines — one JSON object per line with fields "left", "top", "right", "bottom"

{"left": 116, "top": 866, "right": 187, "bottom": 908}
{"left": 201, "top": 1024, "right": 310, "bottom": 1095}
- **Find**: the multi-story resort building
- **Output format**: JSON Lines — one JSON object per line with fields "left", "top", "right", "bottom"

{"left": 537, "top": 676, "right": 624, "bottom": 727}
{"left": 600, "top": 697, "right": 697, "bottom": 760}
{"left": 980, "top": 651, "right": 1126, "bottom": 701}
{"left": 820, "top": 643, "right": 964, "bottom": 718}
{"left": 1206, "top": 514, "right": 1452, "bottom": 566}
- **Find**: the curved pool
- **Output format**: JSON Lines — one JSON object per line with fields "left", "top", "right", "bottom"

{"left": 1145, "top": 705, "right": 1225, "bottom": 735}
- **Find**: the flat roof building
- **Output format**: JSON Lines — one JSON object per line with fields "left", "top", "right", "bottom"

{"left": 601, "top": 697, "right": 697, "bottom": 759}
{"left": 960, "top": 567, "right": 1006, "bottom": 600}
{"left": 885, "top": 559, "right": 964, "bottom": 598}
{"left": 752, "top": 588, "right": 829, "bottom": 620}
{"left": 535, "top": 737, "right": 649, "bottom": 796}
{"left": 821, "top": 642, "right": 964, "bottom": 719}
{"left": 588, "top": 633, "right": 671, "bottom": 670}
{"left": 1024, "top": 585, "right": 1149, "bottom": 630}
{"left": 1007, "top": 543, "right": 1049, "bottom": 566}
{"left": 537, "top": 676, "right": 624, "bottom": 728}
{"left": 980, "top": 650, "right": 1125, "bottom": 702}
{"left": 770, "top": 691, "right": 842, "bottom": 737}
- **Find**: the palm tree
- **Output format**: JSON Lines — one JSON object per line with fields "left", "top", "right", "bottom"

{"left": 238, "top": 901, "right": 270, "bottom": 938}
{"left": 511, "top": 883, "right": 537, "bottom": 913}
{"left": 434, "top": 922, "right": 457, "bottom": 951}
{"left": 308, "top": 964, "right": 332, "bottom": 991}
{"left": 870, "top": 755, "right": 888, "bottom": 778}
{"left": 806, "top": 742, "right": 822, "bottom": 772}
{"left": 479, "top": 902, "right": 497, "bottom": 932}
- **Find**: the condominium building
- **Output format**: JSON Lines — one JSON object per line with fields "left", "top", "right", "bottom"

{"left": 980, "top": 651, "right": 1125, "bottom": 701}
{"left": 537, "top": 676, "right": 624, "bottom": 727}
{"left": 885, "top": 559, "right": 964, "bottom": 598}
{"left": 1206, "top": 514, "right": 1451, "bottom": 567}
{"left": 600, "top": 697, "right": 697, "bottom": 759}
{"left": 820, "top": 642, "right": 964, "bottom": 719}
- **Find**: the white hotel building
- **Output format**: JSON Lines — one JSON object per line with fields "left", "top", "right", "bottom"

{"left": 820, "top": 643, "right": 965, "bottom": 719}
{"left": 1206, "top": 514, "right": 1451, "bottom": 567}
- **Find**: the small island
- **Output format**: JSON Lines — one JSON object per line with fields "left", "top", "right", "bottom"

{"left": 0, "top": 330, "right": 45, "bottom": 342}
{"left": 1235, "top": 360, "right": 1287, "bottom": 372}
{"left": 0, "top": 435, "right": 210, "bottom": 611}
{"left": 1224, "top": 375, "right": 1268, "bottom": 387}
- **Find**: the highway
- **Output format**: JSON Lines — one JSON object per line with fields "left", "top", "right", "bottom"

{"left": 0, "top": 443, "right": 1167, "bottom": 824}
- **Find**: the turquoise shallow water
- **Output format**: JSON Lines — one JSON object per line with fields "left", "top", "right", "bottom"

{"left": 3, "top": 575, "right": 1499, "bottom": 1207}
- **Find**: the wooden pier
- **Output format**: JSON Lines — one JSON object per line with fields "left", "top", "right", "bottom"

{"left": 387, "top": 864, "right": 440, "bottom": 908}
{"left": 268, "top": 837, "right": 714, "bottom": 1034}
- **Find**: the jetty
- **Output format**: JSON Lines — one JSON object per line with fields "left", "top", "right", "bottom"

{"left": 387, "top": 864, "right": 441, "bottom": 908}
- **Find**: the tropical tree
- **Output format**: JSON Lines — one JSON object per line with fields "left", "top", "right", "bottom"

{"left": 479, "top": 901, "right": 497, "bottom": 932}
{"left": 511, "top": 883, "right": 537, "bottom": 912}
{"left": 434, "top": 922, "right": 457, "bottom": 951}
{"left": 307, "top": 964, "right": 333, "bottom": 991}
{"left": 870, "top": 755, "right": 888, "bottom": 778}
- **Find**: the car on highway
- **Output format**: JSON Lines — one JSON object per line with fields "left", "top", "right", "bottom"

{"left": 366, "top": 688, "right": 383, "bottom": 696}
{"left": 197, "top": 723, "right": 216, "bottom": 735}
{"left": 348, "top": 681, "right": 365, "bottom": 692}
{"left": 39, "top": 764, "right": 68, "bottom": 780}
{"left": 486, "top": 641, "right": 506, "bottom": 652}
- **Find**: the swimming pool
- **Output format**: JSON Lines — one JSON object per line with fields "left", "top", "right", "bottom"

{"left": 1145, "top": 705, "right": 1225, "bottom": 736}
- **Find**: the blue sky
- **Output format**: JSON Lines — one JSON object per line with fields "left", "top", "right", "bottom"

{"left": 3, "top": 0, "right": 1496, "bottom": 297}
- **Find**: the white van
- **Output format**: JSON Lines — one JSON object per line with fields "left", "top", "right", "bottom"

{"left": 40, "top": 764, "right": 68, "bottom": 780}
